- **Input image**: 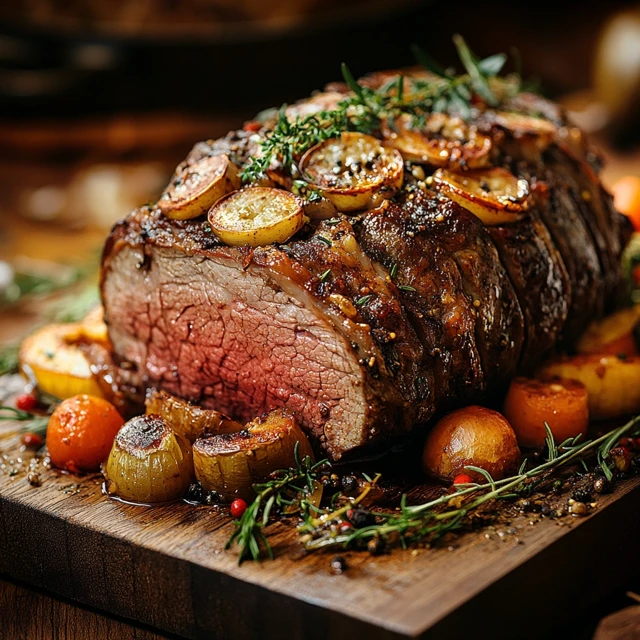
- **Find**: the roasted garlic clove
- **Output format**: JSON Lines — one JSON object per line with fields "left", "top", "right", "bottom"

{"left": 432, "top": 167, "right": 530, "bottom": 225}
{"left": 104, "top": 414, "right": 194, "bottom": 504}
{"left": 299, "top": 132, "right": 403, "bottom": 212}
{"left": 382, "top": 113, "right": 492, "bottom": 169}
{"left": 193, "top": 409, "right": 314, "bottom": 501}
{"left": 159, "top": 154, "right": 241, "bottom": 220}
{"left": 208, "top": 186, "right": 305, "bottom": 246}
{"left": 145, "top": 388, "right": 242, "bottom": 443}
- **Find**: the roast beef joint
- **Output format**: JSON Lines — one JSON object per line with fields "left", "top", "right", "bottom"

{"left": 101, "top": 66, "right": 628, "bottom": 461}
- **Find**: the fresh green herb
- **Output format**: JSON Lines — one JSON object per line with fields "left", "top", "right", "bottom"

{"left": 318, "top": 269, "right": 332, "bottom": 282}
{"left": 389, "top": 263, "right": 398, "bottom": 279}
{"left": 0, "top": 344, "right": 19, "bottom": 377}
{"left": 240, "top": 37, "right": 521, "bottom": 183}
{"left": 356, "top": 295, "right": 373, "bottom": 306}
{"left": 398, "top": 284, "right": 416, "bottom": 292}
{"left": 227, "top": 417, "right": 640, "bottom": 562}
{"left": 0, "top": 405, "right": 50, "bottom": 439}
{"left": 316, "top": 236, "right": 333, "bottom": 247}
{"left": 225, "top": 443, "right": 329, "bottom": 564}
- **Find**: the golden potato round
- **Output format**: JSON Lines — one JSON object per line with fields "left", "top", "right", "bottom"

{"left": 422, "top": 406, "right": 521, "bottom": 482}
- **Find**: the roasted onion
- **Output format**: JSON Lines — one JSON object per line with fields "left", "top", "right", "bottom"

{"left": 299, "top": 132, "right": 403, "bottom": 212}
{"left": 104, "top": 414, "right": 194, "bottom": 504}
{"left": 382, "top": 113, "right": 492, "bottom": 169}
{"left": 159, "top": 154, "right": 241, "bottom": 220}
{"left": 193, "top": 409, "right": 313, "bottom": 501}
{"left": 431, "top": 167, "right": 529, "bottom": 225}
{"left": 145, "top": 388, "right": 242, "bottom": 443}
{"left": 208, "top": 187, "right": 305, "bottom": 246}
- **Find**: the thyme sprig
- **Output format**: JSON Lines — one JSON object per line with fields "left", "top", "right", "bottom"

{"left": 241, "top": 36, "right": 519, "bottom": 183}
{"left": 227, "top": 417, "right": 640, "bottom": 562}
{"left": 225, "top": 443, "right": 329, "bottom": 564}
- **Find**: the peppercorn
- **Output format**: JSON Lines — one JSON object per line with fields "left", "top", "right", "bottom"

{"left": 230, "top": 499, "right": 248, "bottom": 519}
{"left": 22, "top": 433, "right": 43, "bottom": 449}
{"left": 572, "top": 489, "right": 592, "bottom": 504}
{"left": 15, "top": 393, "right": 37, "bottom": 412}
{"left": 367, "top": 536, "right": 385, "bottom": 555}
{"left": 610, "top": 446, "right": 633, "bottom": 473}
{"left": 593, "top": 477, "right": 611, "bottom": 494}
{"left": 347, "top": 508, "right": 376, "bottom": 528}
{"left": 27, "top": 471, "right": 41, "bottom": 487}
{"left": 186, "top": 482, "right": 204, "bottom": 503}
{"left": 341, "top": 474, "right": 359, "bottom": 495}
{"left": 540, "top": 504, "right": 551, "bottom": 516}
{"left": 330, "top": 556, "right": 348, "bottom": 574}
{"left": 329, "top": 473, "right": 341, "bottom": 490}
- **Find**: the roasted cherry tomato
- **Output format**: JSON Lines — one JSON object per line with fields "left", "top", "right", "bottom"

{"left": 47, "top": 395, "right": 124, "bottom": 473}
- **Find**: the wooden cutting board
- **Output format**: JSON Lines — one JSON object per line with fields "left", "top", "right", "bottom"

{"left": 1, "top": 377, "right": 639, "bottom": 639}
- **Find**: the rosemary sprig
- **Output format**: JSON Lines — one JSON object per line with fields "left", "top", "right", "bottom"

{"left": 303, "top": 417, "right": 640, "bottom": 552}
{"left": 0, "top": 405, "right": 50, "bottom": 439}
{"left": 0, "top": 344, "right": 19, "bottom": 377}
{"left": 227, "top": 416, "right": 640, "bottom": 562}
{"left": 241, "top": 36, "right": 520, "bottom": 183}
{"left": 225, "top": 443, "right": 329, "bottom": 564}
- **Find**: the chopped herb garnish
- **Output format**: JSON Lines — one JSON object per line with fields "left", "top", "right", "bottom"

{"left": 399, "top": 285, "right": 416, "bottom": 292}
{"left": 316, "top": 236, "right": 333, "bottom": 247}
{"left": 319, "top": 269, "right": 332, "bottom": 282}
{"left": 356, "top": 294, "right": 373, "bottom": 306}
{"left": 389, "top": 263, "right": 398, "bottom": 279}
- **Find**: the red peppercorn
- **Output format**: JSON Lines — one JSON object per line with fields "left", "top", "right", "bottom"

{"left": 453, "top": 474, "right": 473, "bottom": 485}
{"left": 230, "top": 498, "right": 248, "bottom": 519}
{"left": 22, "top": 432, "right": 44, "bottom": 448}
{"left": 243, "top": 121, "right": 261, "bottom": 132}
{"left": 338, "top": 521, "right": 353, "bottom": 534}
{"left": 15, "top": 393, "right": 37, "bottom": 412}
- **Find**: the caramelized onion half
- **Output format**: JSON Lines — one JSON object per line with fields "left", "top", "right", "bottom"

{"left": 382, "top": 113, "right": 492, "bottom": 169}
{"left": 104, "top": 414, "right": 194, "bottom": 504}
{"left": 145, "top": 388, "right": 242, "bottom": 443}
{"left": 193, "top": 409, "right": 314, "bottom": 501}
{"left": 432, "top": 167, "right": 529, "bottom": 225}
{"left": 159, "top": 154, "right": 241, "bottom": 220}
{"left": 208, "top": 187, "right": 305, "bottom": 246}
{"left": 299, "top": 132, "right": 403, "bottom": 212}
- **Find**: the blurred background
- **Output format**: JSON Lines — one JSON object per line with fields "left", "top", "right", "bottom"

{"left": 0, "top": 0, "right": 639, "bottom": 341}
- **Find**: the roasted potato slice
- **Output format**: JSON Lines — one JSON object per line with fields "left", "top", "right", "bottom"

{"left": 432, "top": 167, "right": 529, "bottom": 225}
{"left": 104, "top": 414, "right": 194, "bottom": 504}
{"left": 159, "top": 154, "right": 240, "bottom": 220}
{"left": 193, "top": 409, "right": 314, "bottom": 501}
{"left": 299, "top": 132, "right": 403, "bottom": 212}
{"left": 576, "top": 306, "right": 640, "bottom": 356}
{"left": 540, "top": 354, "right": 640, "bottom": 420}
{"left": 208, "top": 187, "right": 305, "bottom": 247}
{"left": 145, "top": 388, "right": 242, "bottom": 443}
{"left": 382, "top": 113, "right": 492, "bottom": 169}
{"left": 80, "top": 305, "right": 109, "bottom": 345}
{"left": 19, "top": 323, "right": 104, "bottom": 399}
{"left": 491, "top": 111, "right": 556, "bottom": 150}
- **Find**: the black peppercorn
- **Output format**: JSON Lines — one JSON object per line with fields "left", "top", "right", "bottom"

{"left": 347, "top": 508, "right": 376, "bottom": 528}
{"left": 330, "top": 556, "right": 348, "bottom": 574}
{"left": 341, "top": 474, "right": 359, "bottom": 495}
{"left": 572, "top": 489, "right": 592, "bottom": 504}
{"left": 186, "top": 483, "right": 204, "bottom": 503}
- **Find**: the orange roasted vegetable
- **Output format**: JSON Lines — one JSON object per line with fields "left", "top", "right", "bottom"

{"left": 503, "top": 377, "right": 589, "bottom": 449}
{"left": 576, "top": 305, "right": 640, "bottom": 357}
{"left": 47, "top": 395, "right": 124, "bottom": 472}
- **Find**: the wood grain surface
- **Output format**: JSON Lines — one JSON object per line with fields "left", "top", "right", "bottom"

{"left": 1, "top": 371, "right": 639, "bottom": 640}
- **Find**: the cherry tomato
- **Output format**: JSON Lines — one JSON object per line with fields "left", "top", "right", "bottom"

{"left": 230, "top": 498, "right": 248, "bottom": 519}
{"left": 612, "top": 176, "right": 640, "bottom": 231}
{"left": 47, "top": 395, "right": 124, "bottom": 473}
{"left": 453, "top": 474, "right": 474, "bottom": 485}
{"left": 15, "top": 393, "right": 37, "bottom": 412}
{"left": 22, "top": 432, "right": 44, "bottom": 448}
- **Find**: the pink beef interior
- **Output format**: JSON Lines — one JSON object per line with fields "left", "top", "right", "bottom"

{"left": 103, "top": 244, "right": 367, "bottom": 454}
